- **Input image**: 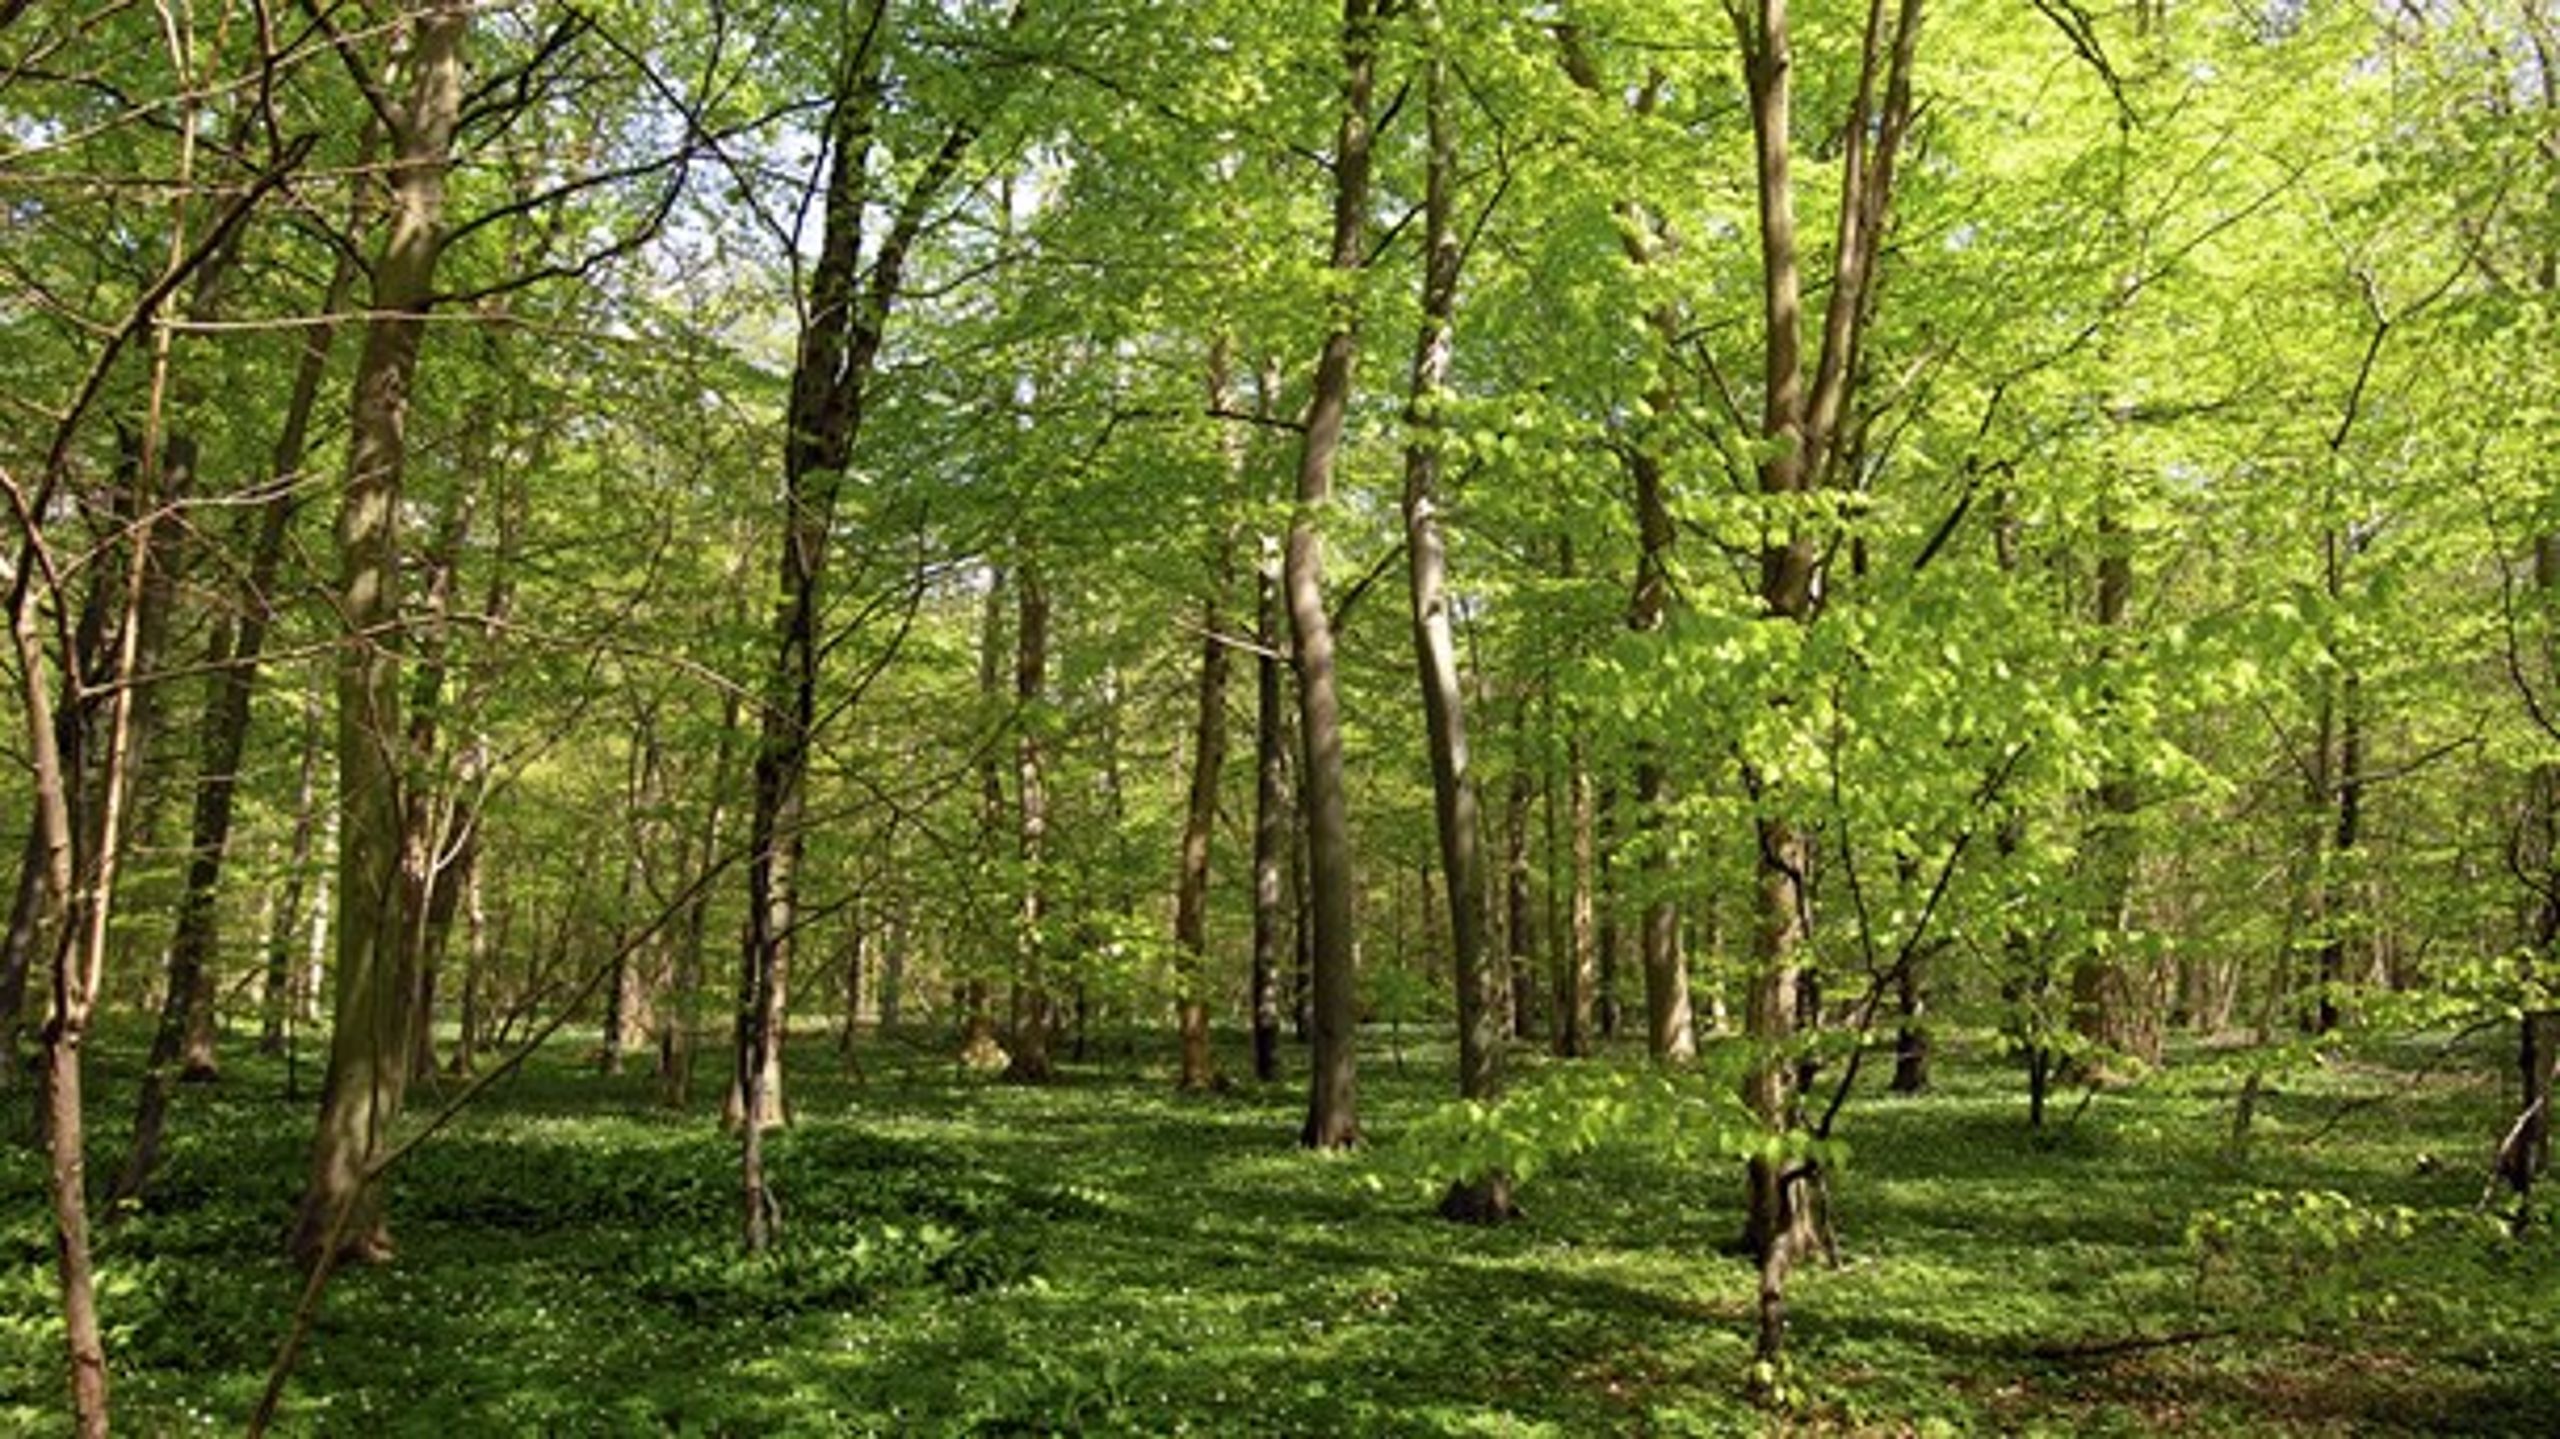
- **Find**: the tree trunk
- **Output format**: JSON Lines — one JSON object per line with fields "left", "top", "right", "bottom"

{"left": 1596, "top": 783, "right": 1621, "bottom": 1039}
{"left": 1503, "top": 768, "right": 1537, "bottom": 1041}
{"left": 661, "top": 688, "right": 740, "bottom": 1104}
{"left": 1288, "top": 0, "right": 1378, "bottom": 1151}
{"left": 1739, "top": 0, "right": 1821, "bottom": 1317}
{"left": 2504, "top": 535, "right": 2560, "bottom": 1223}
{"left": 1175, "top": 351, "right": 1241, "bottom": 1091}
{"left": 1399, "top": 21, "right": 1509, "bottom": 1215}
{"left": 1560, "top": 737, "right": 1598, "bottom": 1057}
{"left": 120, "top": 258, "right": 334, "bottom": 1196}
{"left": 1891, "top": 956, "right": 1930, "bottom": 1093}
{"left": 878, "top": 901, "right": 906, "bottom": 1032}
{"left": 2315, "top": 673, "right": 2363, "bottom": 1034}
{"left": 2071, "top": 510, "right": 2145, "bottom": 1069}
{"left": 1731, "top": 0, "right": 1924, "bottom": 1389}
{"left": 962, "top": 570, "right": 1010, "bottom": 1071}
{"left": 291, "top": 3, "right": 470, "bottom": 1269}
{"left": 264, "top": 687, "right": 325, "bottom": 1056}
{"left": 0, "top": 463, "right": 138, "bottom": 1077}
{"left": 1005, "top": 561, "right": 1054, "bottom": 1082}
{"left": 736, "top": 2, "right": 973, "bottom": 1245}
{"left": 1251, "top": 535, "right": 1288, "bottom": 1083}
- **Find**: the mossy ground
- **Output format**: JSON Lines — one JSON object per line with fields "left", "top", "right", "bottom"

{"left": 3, "top": 1021, "right": 2555, "bottom": 1434}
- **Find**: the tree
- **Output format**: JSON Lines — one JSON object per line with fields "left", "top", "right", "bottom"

{"left": 1727, "top": 0, "right": 1923, "bottom": 1386}
{"left": 1290, "top": 0, "right": 1380, "bottom": 1151}
{"left": 292, "top": 0, "right": 473, "bottom": 1271}
{"left": 1401, "top": 0, "right": 1510, "bottom": 1218}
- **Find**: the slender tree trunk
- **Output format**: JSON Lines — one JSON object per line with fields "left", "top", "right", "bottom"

{"left": 2071, "top": 510, "right": 2143, "bottom": 1068}
{"left": 1503, "top": 768, "right": 1536, "bottom": 1041}
{"left": 878, "top": 901, "right": 906, "bottom": 1032}
{"left": 962, "top": 571, "right": 1009, "bottom": 1070}
{"left": 1175, "top": 353, "right": 1240, "bottom": 1091}
{"left": 662, "top": 687, "right": 740, "bottom": 1104}
{"left": 1400, "top": 23, "right": 1508, "bottom": 1214}
{"left": 1560, "top": 736, "right": 1598, "bottom": 1057}
{"left": 2315, "top": 672, "right": 2363, "bottom": 1034}
{"left": 604, "top": 843, "right": 641, "bottom": 1077}
{"left": 1891, "top": 959, "right": 1930, "bottom": 1093}
{"left": 8, "top": 482, "right": 94, "bottom": 1424}
{"left": 126, "top": 283, "right": 333, "bottom": 1185}
{"left": 1739, "top": 0, "right": 1820, "bottom": 1347}
{"left": 0, "top": 464, "right": 137, "bottom": 1078}
{"left": 1731, "top": 0, "right": 1924, "bottom": 1389}
{"left": 29, "top": 370, "right": 167, "bottom": 1439}
{"left": 736, "top": 1, "right": 973, "bottom": 1245}
{"left": 263, "top": 687, "right": 325, "bottom": 1056}
{"left": 1290, "top": 0, "right": 1378, "bottom": 1151}
{"left": 0, "top": 616, "right": 111, "bottom": 1078}
{"left": 1552, "top": 23, "right": 1693, "bottom": 1065}
{"left": 1596, "top": 783, "right": 1621, "bottom": 1038}
{"left": 2504, "top": 536, "right": 2560, "bottom": 1223}
{"left": 852, "top": 924, "right": 872, "bottom": 1041}
{"left": 291, "top": 3, "right": 470, "bottom": 1269}
{"left": 1006, "top": 561, "right": 1054, "bottom": 1082}
{"left": 445, "top": 853, "right": 486, "bottom": 1077}
{"left": 1251, "top": 536, "right": 1288, "bottom": 1082}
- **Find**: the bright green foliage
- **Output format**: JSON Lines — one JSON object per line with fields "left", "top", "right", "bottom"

{"left": 7, "top": 0, "right": 2560, "bottom": 1425}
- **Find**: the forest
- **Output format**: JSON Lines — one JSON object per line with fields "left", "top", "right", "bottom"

{"left": 3, "top": 0, "right": 2559, "bottom": 1431}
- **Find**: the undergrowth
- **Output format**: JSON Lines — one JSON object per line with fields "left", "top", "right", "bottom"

{"left": 1, "top": 1022, "right": 2554, "bottom": 1434}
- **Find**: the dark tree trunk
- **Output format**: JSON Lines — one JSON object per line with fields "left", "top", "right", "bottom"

{"left": 2314, "top": 672, "right": 2363, "bottom": 1035}
{"left": 661, "top": 688, "right": 740, "bottom": 1104}
{"left": 264, "top": 691, "right": 324, "bottom": 1056}
{"left": 2502, "top": 536, "right": 2560, "bottom": 1224}
{"left": 1596, "top": 783, "right": 1621, "bottom": 1038}
{"left": 738, "top": 0, "right": 977, "bottom": 1245}
{"left": 2071, "top": 510, "right": 2145, "bottom": 1068}
{"left": 1251, "top": 537, "right": 1288, "bottom": 1083}
{"left": 1891, "top": 958, "right": 1930, "bottom": 1093}
{"left": 960, "top": 574, "right": 1007, "bottom": 1072}
{"left": 1175, "top": 350, "right": 1241, "bottom": 1090}
{"left": 1503, "top": 767, "right": 1537, "bottom": 1041}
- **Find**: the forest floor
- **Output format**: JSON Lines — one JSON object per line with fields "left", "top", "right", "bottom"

{"left": 3, "top": 1020, "right": 2557, "bottom": 1435}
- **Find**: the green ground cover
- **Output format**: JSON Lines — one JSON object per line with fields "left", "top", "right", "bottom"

{"left": 4, "top": 1026, "right": 2555, "bottom": 1435}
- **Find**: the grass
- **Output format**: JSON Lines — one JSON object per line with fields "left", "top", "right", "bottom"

{"left": 3, "top": 1019, "right": 2557, "bottom": 1434}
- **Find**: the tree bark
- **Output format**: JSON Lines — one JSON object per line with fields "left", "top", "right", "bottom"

{"left": 1251, "top": 535, "right": 1288, "bottom": 1082}
{"left": 1175, "top": 352, "right": 1241, "bottom": 1090}
{"left": 2071, "top": 509, "right": 2145, "bottom": 1067}
{"left": 735, "top": 1, "right": 979, "bottom": 1245}
{"left": 661, "top": 687, "right": 740, "bottom": 1103}
{"left": 1561, "top": 736, "right": 1598, "bottom": 1057}
{"left": 1291, "top": 0, "right": 1379, "bottom": 1151}
{"left": 264, "top": 689, "right": 325, "bottom": 1055}
{"left": 2506, "top": 534, "right": 2560, "bottom": 1223}
{"left": 1504, "top": 767, "right": 1537, "bottom": 1041}
{"left": 291, "top": 2, "right": 470, "bottom": 1269}
{"left": 1005, "top": 560, "right": 1054, "bottom": 1082}
{"left": 962, "top": 569, "right": 1009, "bottom": 1071}
{"left": 1730, "top": 0, "right": 1924, "bottom": 1389}
{"left": 1399, "top": 20, "right": 1509, "bottom": 1216}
